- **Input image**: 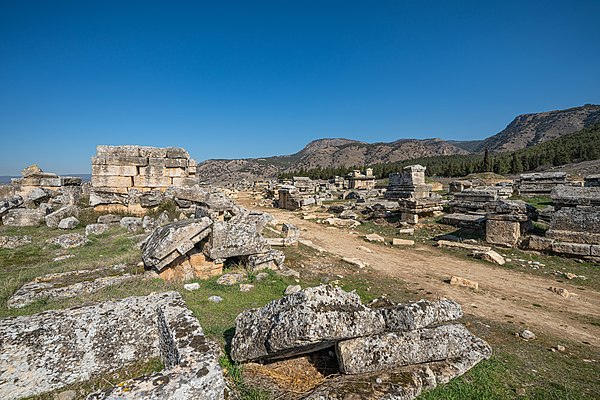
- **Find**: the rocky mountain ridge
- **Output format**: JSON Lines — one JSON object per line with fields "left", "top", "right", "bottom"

{"left": 197, "top": 104, "right": 600, "bottom": 183}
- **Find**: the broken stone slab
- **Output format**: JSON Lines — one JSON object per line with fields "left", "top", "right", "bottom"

{"left": 97, "top": 213, "right": 122, "bottom": 224}
{"left": 398, "top": 228, "right": 415, "bottom": 235}
{"left": 336, "top": 323, "right": 492, "bottom": 375}
{"left": 247, "top": 250, "right": 285, "bottom": 272}
{"left": 141, "top": 218, "right": 213, "bottom": 272}
{"left": 229, "top": 208, "right": 274, "bottom": 234}
{"left": 120, "top": 216, "right": 143, "bottom": 232}
{"left": 85, "top": 223, "right": 110, "bottom": 236}
{"left": 371, "top": 299, "right": 463, "bottom": 332}
{"left": 205, "top": 220, "right": 270, "bottom": 260}
{"left": 58, "top": 216, "right": 80, "bottom": 230}
{"left": 342, "top": 257, "right": 369, "bottom": 269}
{"left": 305, "top": 349, "right": 491, "bottom": 399}
{"left": 436, "top": 240, "right": 491, "bottom": 252}
{"left": 0, "top": 235, "right": 32, "bottom": 249}
{"left": 46, "top": 233, "right": 90, "bottom": 249}
{"left": 26, "top": 188, "right": 49, "bottom": 204}
{"left": 230, "top": 285, "right": 386, "bottom": 363}
{"left": 89, "top": 188, "right": 130, "bottom": 206}
{"left": 323, "top": 217, "right": 361, "bottom": 228}
{"left": 166, "top": 186, "right": 236, "bottom": 212}
{"left": 45, "top": 205, "right": 79, "bottom": 228}
{"left": 450, "top": 276, "right": 479, "bottom": 290}
{"left": 21, "top": 164, "right": 43, "bottom": 177}
{"left": 365, "top": 233, "right": 385, "bottom": 243}
{"left": 339, "top": 210, "right": 359, "bottom": 219}
{"left": 0, "top": 194, "right": 23, "bottom": 216}
{"left": 298, "top": 239, "right": 327, "bottom": 253}
{"left": 138, "top": 190, "right": 164, "bottom": 207}
{"left": 6, "top": 265, "right": 137, "bottom": 309}
{"left": 472, "top": 249, "right": 506, "bottom": 265}
{"left": 282, "top": 222, "right": 300, "bottom": 245}
{"left": 392, "top": 238, "right": 415, "bottom": 246}
{"left": 551, "top": 186, "right": 600, "bottom": 207}
{"left": 440, "top": 213, "right": 486, "bottom": 228}
{"left": 217, "top": 273, "right": 245, "bottom": 286}
{"left": 2, "top": 208, "right": 46, "bottom": 226}
{"left": 1, "top": 292, "right": 224, "bottom": 400}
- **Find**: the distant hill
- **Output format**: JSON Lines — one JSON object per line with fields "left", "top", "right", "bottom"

{"left": 475, "top": 104, "right": 600, "bottom": 153}
{"left": 197, "top": 138, "right": 468, "bottom": 183}
{"left": 197, "top": 104, "right": 600, "bottom": 183}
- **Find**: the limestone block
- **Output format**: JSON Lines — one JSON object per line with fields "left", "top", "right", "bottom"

{"left": 528, "top": 235, "right": 554, "bottom": 251}
{"left": 336, "top": 324, "right": 492, "bottom": 374}
{"left": 165, "top": 158, "right": 188, "bottom": 168}
{"left": 91, "top": 175, "right": 133, "bottom": 188}
{"left": 133, "top": 175, "right": 171, "bottom": 188}
{"left": 591, "top": 245, "right": 600, "bottom": 257}
{"left": 230, "top": 285, "right": 386, "bottom": 362}
{"left": 551, "top": 242, "right": 591, "bottom": 256}
{"left": 546, "top": 229, "right": 600, "bottom": 245}
{"left": 485, "top": 219, "right": 521, "bottom": 247}
{"left": 165, "top": 167, "right": 187, "bottom": 177}
{"left": 372, "top": 298, "right": 463, "bottom": 332}
{"left": 166, "top": 147, "right": 190, "bottom": 159}
{"left": 138, "top": 146, "right": 167, "bottom": 158}
{"left": 96, "top": 145, "right": 142, "bottom": 156}
{"left": 172, "top": 177, "right": 199, "bottom": 186}
{"left": 392, "top": 238, "right": 415, "bottom": 246}
{"left": 91, "top": 164, "right": 138, "bottom": 177}
{"left": 2, "top": 209, "right": 46, "bottom": 226}
{"left": 92, "top": 155, "right": 149, "bottom": 166}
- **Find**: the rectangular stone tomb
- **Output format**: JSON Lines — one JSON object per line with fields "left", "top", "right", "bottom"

{"left": 0, "top": 292, "right": 224, "bottom": 399}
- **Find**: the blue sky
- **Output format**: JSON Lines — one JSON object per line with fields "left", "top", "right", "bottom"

{"left": 1, "top": 1, "right": 599, "bottom": 175}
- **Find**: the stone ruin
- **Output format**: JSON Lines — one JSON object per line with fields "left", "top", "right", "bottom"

{"left": 529, "top": 185, "right": 600, "bottom": 259}
{"left": 515, "top": 172, "right": 579, "bottom": 196}
{"left": 385, "top": 165, "right": 443, "bottom": 224}
{"left": 1, "top": 165, "right": 83, "bottom": 228}
{"left": 0, "top": 292, "right": 224, "bottom": 399}
{"left": 90, "top": 145, "right": 198, "bottom": 213}
{"left": 445, "top": 189, "right": 536, "bottom": 247}
{"left": 585, "top": 174, "right": 600, "bottom": 187}
{"left": 141, "top": 204, "right": 290, "bottom": 281}
{"left": 278, "top": 185, "right": 321, "bottom": 210}
{"left": 231, "top": 285, "right": 491, "bottom": 399}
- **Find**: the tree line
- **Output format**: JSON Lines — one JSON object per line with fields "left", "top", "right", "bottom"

{"left": 279, "top": 123, "right": 600, "bottom": 179}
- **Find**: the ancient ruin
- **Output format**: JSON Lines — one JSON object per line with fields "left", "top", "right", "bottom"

{"left": 347, "top": 168, "right": 376, "bottom": 190}
{"left": 231, "top": 285, "right": 491, "bottom": 398}
{"left": 515, "top": 172, "right": 577, "bottom": 196}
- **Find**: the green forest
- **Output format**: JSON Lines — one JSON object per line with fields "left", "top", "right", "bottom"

{"left": 279, "top": 123, "right": 600, "bottom": 179}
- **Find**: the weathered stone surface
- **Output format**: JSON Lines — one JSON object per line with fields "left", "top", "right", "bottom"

{"left": 473, "top": 250, "right": 505, "bottom": 265}
{"left": 120, "top": 216, "right": 143, "bottom": 232}
{"left": 167, "top": 186, "right": 235, "bottom": 212}
{"left": 229, "top": 209, "right": 274, "bottom": 234}
{"left": 217, "top": 273, "right": 245, "bottom": 286}
{"left": 138, "top": 190, "right": 164, "bottom": 207}
{"left": 1, "top": 292, "right": 224, "bottom": 400}
{"left": 97, "top": 214, "right": 122, "bottom": 224}
{"left": 548, "top": 206, "right": 600, "bottom": 240}
{"left": 436, "top": 240, "right": 491, "bottom": 252}
{"left": 306, "top": 349, "right": 490, "bottom": 400}
{"left": 46, "top": 233, "right": 89, "bottom": 249}
{"left": 7, "top": 265, "right": 136, "bottom": 308}
{"left": 26, "top": 188, "right": 49, "bottom": 203}
{"left": 336, "top": 324, "right": 491, "bottom": 375}
{"left": 91, "top": 175, "right": 134, "bottom": 188}
{"left": 450, "top": 276, "right": 479, "bottom": 290}
{"left": 157, "top": 250, "right": 222, "bottom": 282}
{"left": 323, "top": 217, "right": 361, "bottom": 228}
{"left": 485, "top": 219, "right": 523, "bottom": 247}
{"left": 284, "top": 285, "right": 302, "bottom": 295}
{"left": 392, "top": 238, "right": 415, "bottom": 246}
{"left": 282, "top": 222, "right": 300, "bottom": 245}
{"left": 2, "top": 208, "right": 46, "bottom": 226}
{"left": 85, "top": 223, "right": 110, "bottom": 236}
{"left": 240, "top": 283, "right": 254, "bottom": 292}
{"left": 89, "top": 189, "right": 129, "bottom": 206}
{"left": 440, "top": 213, "right": 486, "bottom": 228}
{"left": 142, "top": 218, "right": 212, "bottom": 271}
{"left": 45, "top": 205, "right": 79, "bottom": 228}
{"left": 551, "top": 186, "right": 600, "bottom": 207}
{"left": 365, "top": 233, "right": 385, "bottom": 243}
{"left": 0, "top": 194, "right": 23, "bottom": 216}
{"left": 551, "top": 241, "right": 591, "bottom": 256}
{"left": 206, "top": 220, "right": 270, "bottom": 260}
{"left": 21, "top": 164, "right": 43, "bottom": 177}
{"left": 372, "top": 299, "right": 463, "bottom": 332}
{"left": 0, "top": 235, "right": 32, "bottom": 249}
{"left": 58, "top": 216, "right": 80, "bottom": 230}
{"left": 230, "top": 285, "right": 385, "bottom": 363}
{"left": 91, "top": 164, "right": 138, "bottom": 177}
{"left": 247, "top": 250, "right": 285, "bottom": 272}
{"left": 528, "top": 235, "right": 554, "bottom": 251}
{"left": 342, "top": 257, "right": 369, "bottom": 269}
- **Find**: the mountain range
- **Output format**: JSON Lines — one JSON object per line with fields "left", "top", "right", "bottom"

{"left": 196, "top": 104, "right": 600, "bottom": 183}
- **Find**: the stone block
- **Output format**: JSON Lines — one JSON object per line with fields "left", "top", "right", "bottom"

{"left": 392, "top": 238, "right": 415, "bottom": 246}
{"left": 528, "top": 235, "right": 555, "bottom": 251}
{"left": 336, "top": 324, "right": 492, "bottom": 374}
{"left": 91, "top": 164, "right": 138, "bottom": 177}
{"left": 2, "top": 209, "right": 46, "bottom": 226}
{"left": 372, "top": 298, "right": 463, "bottom": 332}
{"left": 165, "top": 167, "right": 187, "bottom": 177}
{"left": 91, "top": 175, "right": 133, "bottom": 188}
{"left": 166, "top": 147, "right": 190, "bottom": 159}
{"left": 165, "top": 158, "right": 188, "bottom": 168}
{"left": 138, "top": 146, "right": 167, "bottom": 158}
{"left": 591, "top": 245, "right": 600, "bottom": 257}
{"left": 133, "top": 175, "right": 171, "bottom": 188}
{"left": 92, "top": 155, "right": 149, "bottom": 166}
{"left": 485, "top": 219, "right": 521, "bottom": 247}
{"left": 450, "top": 276, "right": 479, "bottom": 290}
{"left": 551, "top": 242, "right": 592, "bottom": 256}
{"left": 546, "top": 229, "right": 600, "bottom": 245}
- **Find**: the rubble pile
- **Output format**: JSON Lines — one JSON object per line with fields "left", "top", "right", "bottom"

{"left": 529, "top": 186, "right": 600, "bottom": 259}
{"left": 231, "top": 285, "right": 491, "bottom": 399}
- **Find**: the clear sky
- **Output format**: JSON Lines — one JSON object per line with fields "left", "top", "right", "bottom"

{"left": 1, "top": 0, "right": 599, "bottom": 175}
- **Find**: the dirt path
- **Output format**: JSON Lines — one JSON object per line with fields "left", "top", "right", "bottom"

{"left": 238, "top": 193, "right": 600, "bottom": 348}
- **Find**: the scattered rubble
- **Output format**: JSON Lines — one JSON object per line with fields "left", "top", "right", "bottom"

{"left": 0, "top": 235, "right": 32, "bottom": 249}
{"left": 46, "top": 233, "right": 90, "bottom": 249}
{"left": 450, "top": 276, "right": 479, "bottom": 290}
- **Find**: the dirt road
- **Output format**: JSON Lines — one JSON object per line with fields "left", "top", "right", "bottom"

{"left": 239, "top": 193, "right": 600, "bottom": 348}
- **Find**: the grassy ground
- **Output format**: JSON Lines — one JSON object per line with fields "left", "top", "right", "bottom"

{"left": 1, "top": 222, "right": 599, "bottom": 399}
